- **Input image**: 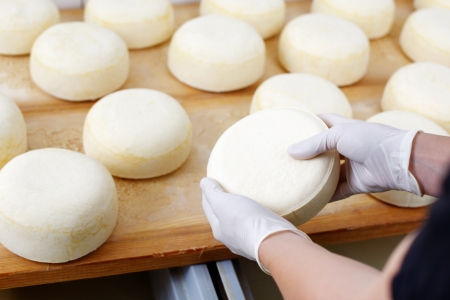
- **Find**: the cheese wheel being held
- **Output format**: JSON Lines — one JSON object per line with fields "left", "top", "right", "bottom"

{"left": 278, "top": 13, "right": 370, "bottom": 86}
{"left": 168, "top": 15, "right": 265, "bottom": 92}
{"left": 311, "top": 0, "right": 395, "bottom": 39}
{"left": 30, "top": 22, "right": 129, "bottom": 101}
{"left": 207, "top": 108, "right": 340, "bottom": 226}
{"left": 367, "top": 110, "right": 448, "bottom": 207}
{"left": 0, "top": 148, "right": 118, "bottom": 263}
{"left": 85, "top": 0, "right": 174, "bottom": 49}
{"left": 0, "top": 0, "right": 59, "bottom": 55}
{"left": 199, "top": 0, "right": 285, "bottom": 39}
{"left": 83, "top": 89, "right": 192, "bottom": 179}
{"left": 414, "top": 0, "right": 450, "bottom": 10}
{"left": 0, "top": 94, "right": 27, "bottom": 169}
{"left": 250, "top": 73, "right": 352, "bottom": 118}
{"left": 400, "top": 8, "right": 450, "bottom": 67}
{"left": 381, "top": 62, "right": 450, "bottom": 132}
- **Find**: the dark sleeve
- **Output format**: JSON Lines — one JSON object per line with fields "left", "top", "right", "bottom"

{"left": 392, "top": 172, "right": 450, "bottom": 300}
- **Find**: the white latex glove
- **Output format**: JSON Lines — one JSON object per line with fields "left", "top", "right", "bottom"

{"left": 288, "top": 113, "right": 422, "bottom": 201}
{"left": 200, "top": 177, "right": 311, "bottom": 274}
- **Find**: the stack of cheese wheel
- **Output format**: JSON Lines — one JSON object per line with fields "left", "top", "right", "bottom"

{"left": 207, "top": 108, "right": 340, "bottom": 226}
{"left": 250, "top": 73, "right": 353, "bottom": 118}
{"left": 414, "top": 0, "right": 450, "bottom": 9}
{"left": 83, "top": 89, "right": 193, "bottom": 179}
{"left": 0, "top": 148, "right": 118, "bottom": 263}
{"left": 0, "top": 0, "right": 59, "bottom": 55}
{"left": 199, "top": 0, "right": 285, "bottom": 39}
{"left": 382, "top": 62, "right": 450, "bottom": 132}
{"left": 85, "top": 0, "right": 174, "bottom": 49}
{"left": 400, "top": 8, "right": 450, "bottom": 67}
{"left": 367, "top": 111, "right": 449, "bottom": 207}
{"left": 278, "top": 13, "right": 370, "bottom": 86}
{"left": 30, "top": 22, "right": 129, "bottom": 101}
{"left": 168, "top": 15, "right": 265, "bottom": 92}
{"left": 311, "top": 0, "right": 395, "bottom": 39}
{"left": 0, "top": 94, "right": 27, "bottom": 169}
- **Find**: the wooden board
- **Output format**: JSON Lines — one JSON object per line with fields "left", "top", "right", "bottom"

{"left": 0, "top": 0, "right": 425, "bottom": 290}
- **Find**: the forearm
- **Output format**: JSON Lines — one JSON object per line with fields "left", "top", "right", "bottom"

{"left": 410, "top": 133, "right": 450, "bottom": 197}
{"left": 259, "top": 231, "right": 383, "bottom": 300}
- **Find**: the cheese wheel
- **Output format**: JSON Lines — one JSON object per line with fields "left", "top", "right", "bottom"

{"left": 199, "top": 0, "right": 285, "bottom": 39}
{"left": 0, "top": 0, "right": 59, "bottom": 55}
{"left": 30, "top": 22, "right": 129, "bottom": 101}
{"left": 0, "top": 148, "right": 118, "bottom": 263}
{"left": 311, "top": 0, "right": 395, "bottom": 39}
{"left": 278, "top": 13, "right": 370, "bottom": 86}
{"left": 0, "top": 94, "right": 27, "bottom": 169}
{"left": 83, "top": 89, "right": 192, "bottom": 179}
{"left": 381, "top": 62, "right": 450, "bottom": 132}
{"left": 414, "top": 0, "right": 450, "bottom": 10}
{"left": 367, "top": 110, "right": 448, "bottom": 207}
{"left": 168, "top": 15, "right": 265, "bottom": 92}
{"left": 207, "top": 108, "right": 340, "bottom": 226}
{"left": 400, "top": 8, "right": 450, "bottom": 68}
{"left": 250, "top": 73, "right": 353, "bottom": 118}
{"left": 85, "top": 0, "right": 174, "bottom": 49}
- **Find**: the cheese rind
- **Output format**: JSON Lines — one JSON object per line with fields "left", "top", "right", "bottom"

{"left": 0, "top": 94, "right": 27, "bottom": 169}
{"left": 83, "top": 89, "right": 192, "bottom": 179}
{"left": 30, "top": 22, "right": 129, "bottom": 101}
{"left": 278, "top": 13, "right": 369, "bottom": 86}
{"left": 250, "top": 73, "right": 352, "bottom": 118}
{"left": 414, "top": 0, "right": 450, "bottom": 10}
{"left": 207, "top": 108, "right": 340, "bottom": 226}
{"left": 311, "top": 0, "right": 395, "bottom": 39}
{"left": 0, "top": 148, "right": 118, "bottom": 263}
{"left": 381, "top": 62, "right": 450, "bottom": 132}
{"left": 367, "top": 110, "right": 448, "bottom": 207}
{"left": 400, "top": 8, "right": 450, "bottom": 67}
{"left": 0, "top": 0, "right": 59, "bottom": 55}
{"left": 168, "top": 15, "right": 265, "bottom": 92}
{"left": 199, "top": 0, "right": 285, "bottom": 39}
{"left": 85, "top": 0, "right": 174, "bottom": 49}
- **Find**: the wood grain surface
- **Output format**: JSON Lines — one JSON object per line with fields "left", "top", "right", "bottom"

{"left": 0, "top": 0, "right": 426, "bottom": 289}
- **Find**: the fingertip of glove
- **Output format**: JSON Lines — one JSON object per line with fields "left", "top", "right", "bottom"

{"left": 287, "top": 142, "right": 307, "bottom": 159}
{"left": 200, "top": 177, "right": 224, "bottom": 194}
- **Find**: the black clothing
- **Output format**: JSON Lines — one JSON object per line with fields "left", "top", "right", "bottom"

{"left": 392, "top": 172, "right": 450, "bottom": 300}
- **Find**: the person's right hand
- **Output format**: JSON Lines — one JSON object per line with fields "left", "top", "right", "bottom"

{"left": 287, "top": 113, "right": 423, "bottom": 201}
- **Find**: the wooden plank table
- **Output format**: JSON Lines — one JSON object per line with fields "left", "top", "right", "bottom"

{"left": 0, "top": 0, "right": 426, "bottom": 290}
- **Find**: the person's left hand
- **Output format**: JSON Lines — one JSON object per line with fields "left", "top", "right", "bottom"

{"left": 200, "top": 177, "right": 310, "bottom": 274}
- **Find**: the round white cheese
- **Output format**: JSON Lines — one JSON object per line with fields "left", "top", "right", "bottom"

{"left": 278, "top": 13, "right": 370, "bottom": 86}
{"left": 83, "top": 88, "right": 192, "bottom": 179}
{"left": 167, "top": 15, "right": 265, "bottom": 92}
{"left": 30, "top": 22, "right": 129, "bottom": 101}
{"left": 0, "top": 94, "right": 27, "bottom": 169}
{"left": 414, "top": 0, "right": 450, "bottom": 10}
{"left": 0, "top": 0, "right": 59, "bottom": 55}
{"left": 311, "top": 0, "right": 395, "bottom": 39}
{"left": 0, "top": 148, "right": 118, "bottom": 263}
{"left": 250, "top": 73, "right": 353, "bottom": 118}
{"left": 207, "top": 108, "right": 340, "bottom": 226}
{"left": 381, "top": 62, "right": 450, "bottom": 132}
{"left": 85, "top": 0, "right": 174, "bottom": 49}
{"left": 199, "top": 0, "right": 285, "bottom": 39}
{"left": 400, "top": 8, "right": 450, "bottom": 68}
{"left": 367, "top": 110, "right": 448, "bottom": 207}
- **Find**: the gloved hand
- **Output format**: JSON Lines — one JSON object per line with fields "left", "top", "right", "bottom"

{"left": 200, "top": 177, "right": 310, "bottom": 274}
{"left": 288, "top": 113, "right": 422, "bottom": 201}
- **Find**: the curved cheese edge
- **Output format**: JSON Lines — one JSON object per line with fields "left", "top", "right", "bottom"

{"left": 167, "top": 15, "right": 265, "bottom": 92}
{"left": 278, "top": 13, "right": 369, "bottom": 86}
{"left": 207, "top": 107, "right": 339, "bottom": 226}
{"left": 83, "top": 89, "right": 193, "bottom": 179}
{"left": 0, "top": 148, "right": 118, "bottom": 263}
{"left": 250, "top": 73, "right": 353, "bottom": 118}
